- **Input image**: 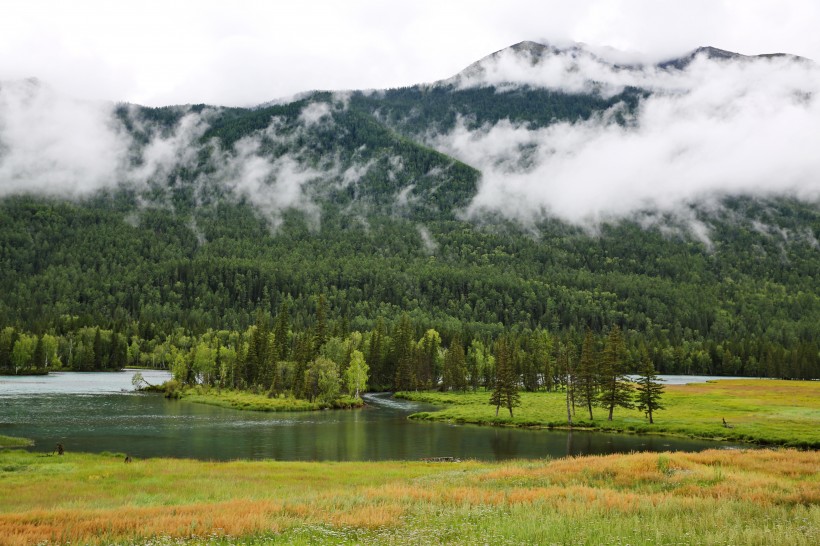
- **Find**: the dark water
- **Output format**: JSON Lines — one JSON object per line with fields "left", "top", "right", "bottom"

{"left": 1, "top": 371, "right": 743, "bottom": 461}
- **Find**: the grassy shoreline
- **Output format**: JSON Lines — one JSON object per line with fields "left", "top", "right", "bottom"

{"left": 0, "top": 435, "right": 33, "bottom": 449}
{"left": 397, "top": 379, "right": 820, "bottom": 449}
{"left": 0, "top": 448, "right": 817, "bottom": 545}
{"left": 177, "top": 387, "right": 364, "bottom": 412}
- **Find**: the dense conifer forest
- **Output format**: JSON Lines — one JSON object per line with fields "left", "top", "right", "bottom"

{"left": 1, "top": 46, "right": 818, "bottom": 383}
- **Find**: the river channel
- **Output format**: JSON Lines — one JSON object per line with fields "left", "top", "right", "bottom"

{"left": 1, "top": 371, "right": 743, "bottom": 461}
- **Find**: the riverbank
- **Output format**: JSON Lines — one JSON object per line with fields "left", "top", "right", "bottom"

{"left": 397, "top": 379, "right": 820, "bottom": 449}
{"left": 177, "top": 387, "right": 365, "bottom": 412}
{"left": 0, "top": 435, "right": 32, "bottom": 448}
{"left": 0, "top": 448, "right": 816, "bottom": 545}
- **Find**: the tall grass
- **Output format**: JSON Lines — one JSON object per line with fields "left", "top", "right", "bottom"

{"left": 1, "top": 449, "right": 817, "bottom": 545}
{"left": 399, "top": 379, "right": 820, "bottom": 448}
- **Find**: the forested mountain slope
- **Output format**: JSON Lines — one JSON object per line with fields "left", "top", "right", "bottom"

{"left": 1, "top": 41, "right": 818, "bottom": 379}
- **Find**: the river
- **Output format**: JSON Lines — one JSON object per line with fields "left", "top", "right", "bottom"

{"left": 0, "top": 371, "right": 743, "bottom": 461}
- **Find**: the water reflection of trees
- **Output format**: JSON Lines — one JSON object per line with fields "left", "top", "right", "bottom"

{"left": 489, "top": 430, "right": 520, "bottom": 460}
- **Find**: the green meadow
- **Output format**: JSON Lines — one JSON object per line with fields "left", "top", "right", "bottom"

{"left": 398, "top": 379, "right": 820, "bottom": 448}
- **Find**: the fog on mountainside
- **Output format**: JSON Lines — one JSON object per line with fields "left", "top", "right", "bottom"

{"left": 0, "top": 42, "right": 818, "bottom": 380}
{"left": 1, "top": 40, "right": 818, "bottom": 228}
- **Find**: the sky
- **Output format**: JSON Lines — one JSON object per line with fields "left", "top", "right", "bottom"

{"left": 1, "top": 0, "right": 819, "bottom": 106}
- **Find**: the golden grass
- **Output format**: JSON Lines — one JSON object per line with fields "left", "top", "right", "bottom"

{"left": 0, "top": 449, "right": 817, "bottom": 545}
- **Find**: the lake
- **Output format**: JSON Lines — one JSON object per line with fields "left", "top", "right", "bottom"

{"left": 0, "top": 371, "right": 744, "bottom": 461}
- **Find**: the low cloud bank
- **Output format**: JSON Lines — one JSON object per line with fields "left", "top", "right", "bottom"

{"left": 433, "top": 50, "right": 820, "bottom": 225}
{"left": 2, "top": 47, "right": 819, "bottom": 234}
{"left": 0, "top": 79, "right": 130, "bottom": 197}
{"left": 0, "top": 86, "right": 368, "bottom": 227}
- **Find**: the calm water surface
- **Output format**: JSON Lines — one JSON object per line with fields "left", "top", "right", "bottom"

{"left": 1, "top": 371, "right": 744, "bottom": 461}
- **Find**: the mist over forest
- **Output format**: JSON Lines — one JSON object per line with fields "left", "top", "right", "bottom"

{"left": 1, "top": 41, "right": 818, "bottom": 380}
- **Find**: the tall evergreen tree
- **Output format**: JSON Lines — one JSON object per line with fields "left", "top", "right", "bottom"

{"left": 442, "top": 335, "right": 467, "bottom": 391}
{"left": 32, "top": 335, "right": 45, "bottom": 370}
{"left": 367, "top": 318, "right": 387, "bottom": 389}
{"left": 575, "top": 328, "right": 599, "bottom": 420}
{"left": 393, "top": 314, "right": 416, "bottom": 391}
{"left": 92, "top": 328, "right": 103, "bottom": 370}
{"left": 314, "top": 294, "right": 328, "bottom": 352}
{"left": 416, "top": 329, "right": 441, "bottom": 389}
{"left": 272, "top": 300, "right": 290, "bottom": 363}
{"left": 597, "top": 325, "right": 634, "bottom": 420}
{"left": 489, "top": 336, "right": 520, "bottom": 417}
{"left": 635, "top": 346, "right": 665, "bottom": 424}
{"left": 556, "top": 341, "right": 574, "bottom": 427}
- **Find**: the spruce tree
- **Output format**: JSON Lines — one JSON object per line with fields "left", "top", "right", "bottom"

{"left": 635, "top": 346, "right": 665, "bottom": 424}
{"left": 367, "top": 318, "right": 386, "bottom": 389}
{"left": 32, "top": 335, "right": 45, "bottom": 370}
{"left": 393, "top": 314, "right": 416, "bottom": 391}
{"left": 597, "top": 325, "right": 634, "bottom": 420}
{"left": 314, "top": 294, "right": 327, "bottom": 353}
{"left": 272, "top": 300, "right": 290, "bottom": 362}
{"left": 489, "top": 337, "right": 520, "bottom": 417}
{"left": 92, "top": 328, "right": 103, "bottom": 370}
{"left": 442, "top": 335, "right": 467, "bottom": 391}
{"left": 575, "top": 328, "right": 598, "bottom": 420}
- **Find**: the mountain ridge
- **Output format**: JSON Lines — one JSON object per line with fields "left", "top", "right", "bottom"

{"left": 0, "top": 41, "right": 818, "bottom": 380}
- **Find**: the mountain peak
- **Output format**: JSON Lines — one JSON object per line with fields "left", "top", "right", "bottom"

{"left": 659, "top": 46, "right": 810, "bottom": 70}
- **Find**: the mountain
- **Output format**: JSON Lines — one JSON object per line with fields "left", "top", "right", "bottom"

{"left": 0, "top": 41, "right": 818, "bottom": 379}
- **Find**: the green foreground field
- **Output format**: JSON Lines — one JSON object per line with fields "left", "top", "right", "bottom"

{"left": 0, "top": 449, "right": 817, "bottom": 545}
{"left": 398, "top": 379, "right": 820, "bottom": 448}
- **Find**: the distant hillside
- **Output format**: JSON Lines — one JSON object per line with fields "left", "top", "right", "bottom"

{"left": 0, "top": 41, "right": 818, "bottom": 379}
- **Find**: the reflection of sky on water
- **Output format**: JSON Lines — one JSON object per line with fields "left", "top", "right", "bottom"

{"left": 0, "top": 369, "right": 172, "bottom": 396}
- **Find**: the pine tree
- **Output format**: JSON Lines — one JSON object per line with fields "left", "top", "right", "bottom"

{"left": 92, "top": 328, "right": 103, "bottom": 370}
{"left": 635, "top": 346, "right": 665, "bottom": 424}
{"left": 597, "top": 325, "right": 634, "bottom": 421}
{"left": 489, "top": 337, "right": 520, "bottom": 417}
{"left": 314, "top": 294, "right": 327, "bottom": 353}
{"left": 367, "top": 318, "right": 387, "bottom": 389}
{"left": 575, "top": 328, "right": 599, "bottom": 420}
{"left": 556, "top": 341, "right": 574, "bottom": 427}
{"left": 32, "top": 335, "right": 45, "bottom": 370}
{"left": 393, "top": 314, "right": 416, "bottom": 391}
{"left": 416, "top": 329, "right": 441, "bottom": 389}
{"left": 442, "top": 335, "right": 467, "bottom": 391}
{"left": 272, "top": 300, "right": 290, "bottom": 363}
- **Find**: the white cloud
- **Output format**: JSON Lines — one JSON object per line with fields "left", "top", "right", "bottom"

{"left": 0, "top": 80, "right": 130, "bottom": 197}
{"left": 299, "top": 102, "right": 333, "bottom": 127}
{"left": 2, "top": 1, "right": 818, "bottom": 106}
{"left": 417, "top": 224, "right": 439, "bottom": 254}
{"left": 430, "top": 54, "right": 820, "bottom": 224}
{"left": 218, "top": 137, "right": 324, "bottom": 229}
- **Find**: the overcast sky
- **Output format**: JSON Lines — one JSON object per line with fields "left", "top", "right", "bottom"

{"left": 1, "top": 0, "right": 818, "bottom": 106}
